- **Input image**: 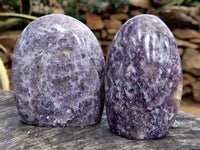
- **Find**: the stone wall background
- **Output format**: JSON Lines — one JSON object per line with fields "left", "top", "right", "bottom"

{"left": 0, "top": 0, "right": 200, "bottom": 102}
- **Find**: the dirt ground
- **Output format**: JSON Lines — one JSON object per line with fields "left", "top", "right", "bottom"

{"left": 180, "top": 96, "right": 200, "bottom": 118}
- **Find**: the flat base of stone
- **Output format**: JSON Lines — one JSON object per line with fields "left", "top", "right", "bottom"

{"left": 20, "top": 117, "right": 102, "bottom": 128}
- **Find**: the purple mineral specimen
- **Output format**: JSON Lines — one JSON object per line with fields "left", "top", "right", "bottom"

{"left": 105, "top": 14, "right": 182, "bottom": 139}
{"left": 12, "top": 14, "right": 105, "bottom": 127}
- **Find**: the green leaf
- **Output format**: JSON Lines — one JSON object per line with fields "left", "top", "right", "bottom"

{"left": 154, "top": 0, "right": 184, "bottom": 14}
{"left": 19, "top": 0, "right": 33, "bottom": 15}
{"left": 0, "top": 12, "right": 37, "bottom": 20}
{"left": 177, "top": 0, "right": 185, "bottom": 6}
{"left": 0, "top": 18, "right": 30, "bottom": 32}
{"left": 154, "top": 0, "right": 200, "bottom": 14}
{"left": 154, "top": 1, "right": 174, "bottom": 14}
{"left": 0, "top": 44, "right": 13, "bottom": 60}
{"left": 65, "top": 0, "right": 85, "bottom": 21}
{"left": 0, "top": 58, "right": 10, "bottom": 90}
{"left": 190, "top": 1, "right": 200, "bottom": 7}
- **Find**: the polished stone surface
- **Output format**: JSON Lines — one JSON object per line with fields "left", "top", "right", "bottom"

{"left": 0, "top": 91, "right": 200, "bottom": 150}
{"left": 12, "top": 14, "right": 105, "bottom": 127}
{"left": 105, "top": 14, "right": 182, "bottom": 139}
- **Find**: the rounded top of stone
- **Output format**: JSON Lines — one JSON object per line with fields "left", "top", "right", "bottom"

{"left": 29, "top": 14, "right": 84, "bottom": 25}
{"left": 116, "top": 14, "right": 173, "bottom": 38}
{"left": 21, "top": 14, "right": 94, "bottom": 42}
{"left": 14, "top": 14, "right": 101, "bottom": 57}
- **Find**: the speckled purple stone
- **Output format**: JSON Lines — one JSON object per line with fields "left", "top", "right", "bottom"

{"left": 105, "top": 15, "right": 182, "bottom": 140}
{"left": 12, "top": 14, "right": 105, "bottom": 127}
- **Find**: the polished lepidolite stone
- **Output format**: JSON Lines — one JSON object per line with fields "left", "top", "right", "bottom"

{"left": 105, "top": 14, "right": 182, "bottom": 139}
{"left": 12, "top": 14, "right": 105, "bottom": 127}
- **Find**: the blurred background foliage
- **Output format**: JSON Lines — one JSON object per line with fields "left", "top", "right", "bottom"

{"left": 155, "top": 0, "right": 200, "bottom": 13}
{"left": 0, "top": 0, "right": 130, "bottom": 22}
{"left": 0, "top": 57, "right": 9, "bottom": 90}
{"left": 0, "top": 0, "right": 35, "bottom": 32}
{"left": 79, "top": 0, "right": 129, "bottom": 13}
{"left": 1, "top": 0, "right": 200, "bottom": 26}
{"left": 0, "top": 0, "right": 200, "bottom": 90}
